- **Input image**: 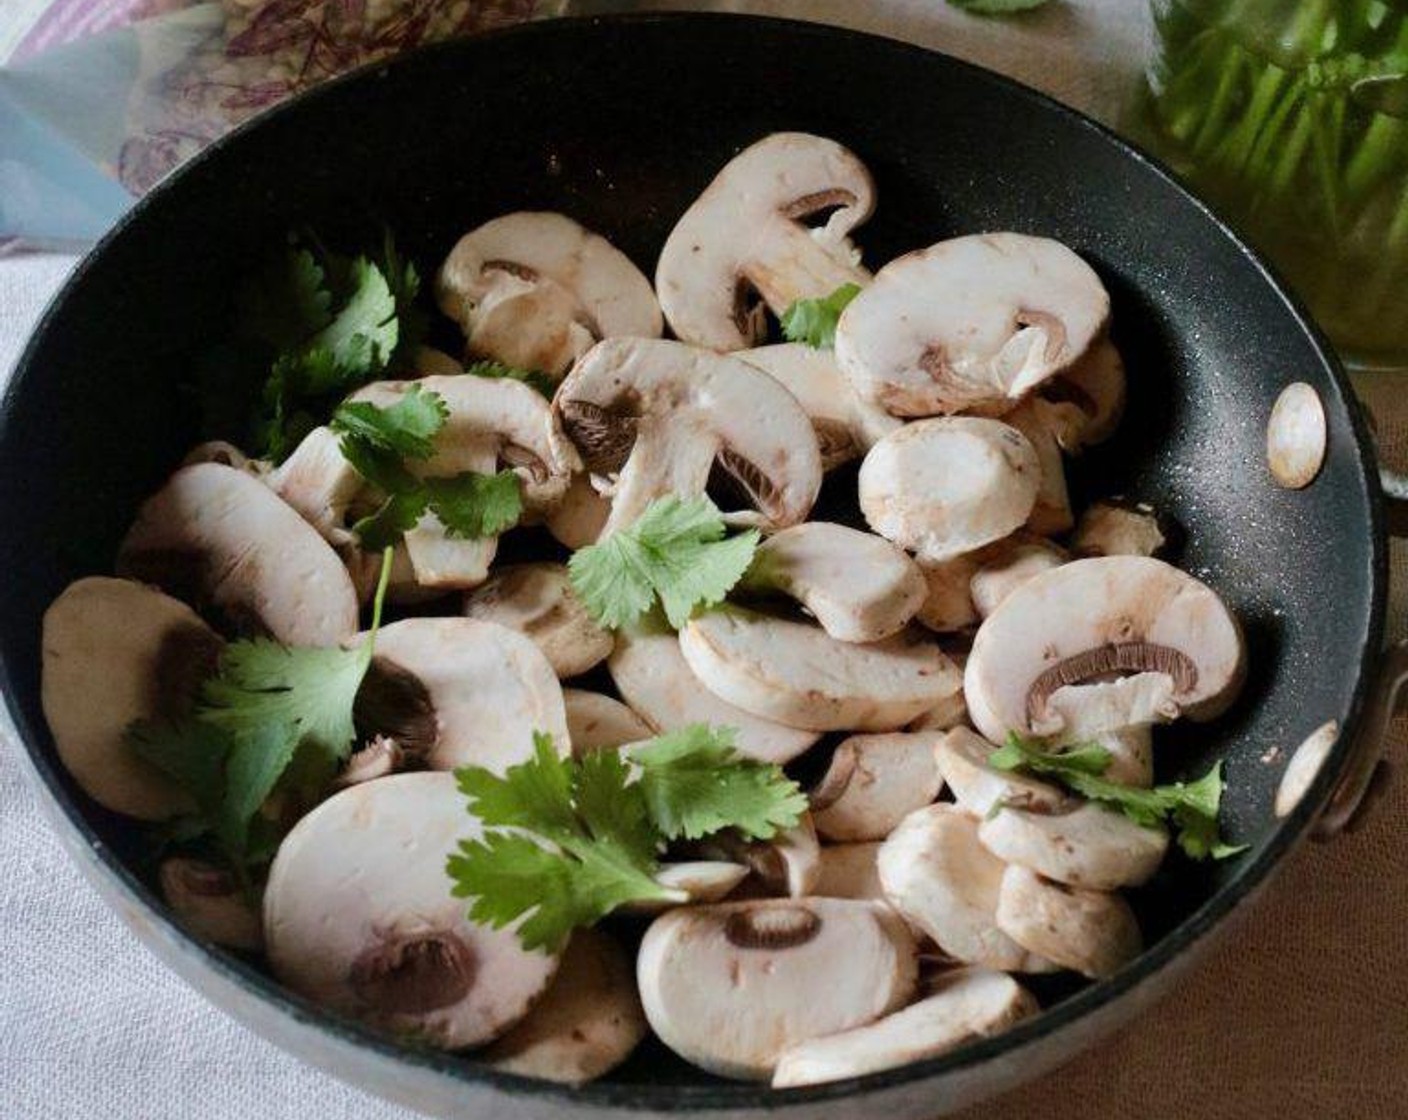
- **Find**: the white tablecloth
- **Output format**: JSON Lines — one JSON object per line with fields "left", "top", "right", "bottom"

{"left": 4, "top": 4, "right": 1407, "bottom": 1119}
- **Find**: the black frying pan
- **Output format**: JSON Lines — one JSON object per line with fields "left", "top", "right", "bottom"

{"left": 1, "top": 14, "right": 1399, "bottom": 1120}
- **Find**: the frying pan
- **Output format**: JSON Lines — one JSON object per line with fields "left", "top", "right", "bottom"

{"left": 3, "top": 13, "right": 1404, "bottom": 1120}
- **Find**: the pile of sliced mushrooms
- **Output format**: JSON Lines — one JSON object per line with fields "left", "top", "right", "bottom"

{"left": 41, "top": 132, "right": 1265, "bottom": 1088}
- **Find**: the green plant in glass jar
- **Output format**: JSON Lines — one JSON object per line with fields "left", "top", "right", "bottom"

{"left": 1145, "top": 0, "right": 1408, "bottom": 366}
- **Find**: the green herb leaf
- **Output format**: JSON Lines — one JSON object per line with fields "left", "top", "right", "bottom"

{"left": 331, "top": 384, "right": 448, "bottom": 460}
{"left": 946, "top": 0, "right": 1049, "bottom": 14}
{"left": 307, "top": 256, "right": 398, "bottom": 382}
{"left": 463, "top": 359, "right": 557, "bottom": 398}
{"left": 425, "top": 470, "right": 524, "bottom": 540}
{"left": 630, "top": 724, "right": 806, "bottom": 841}
{"left": 238, "top": 247, "right": 332, "bottom": 352}
{"left": 779, "top": 282, "right": 862, "bottom": 348}
{"left": 350, "top": 490, "right": 430, "bottom": 551}
{"left": 568, "top": 496, "right": 760, "bottom": 630}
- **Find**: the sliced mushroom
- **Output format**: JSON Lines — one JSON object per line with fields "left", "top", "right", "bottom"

{"left": 738, "top": 344, "right": 900, "bottom": 468}
{"left": 264, "top": 772, "right": 559, "bottom": 1048}
{"left": 117, "top": 463, "right": 359, "bottom": 645}
{"left": 811, "top": 732, "right": 945, "bottom": 842}
{"left": 740, "top": 522, "right": 926, "bottom": 642}
{"left": 933, "top": 727, "right": 1070, "bottom": 818}
{"left": 771, "top": 966, "right": 1037, "bottom": 1088}
{"left": 654, "top": 862, "right": 751, "bottom": 903}
{"left": 608, "top": 613, "right": 818, "bottom": 764}
{"left": 693, "top": 816, "right": 821, "bottom": 899}
{"left": 915, "top": 554, "right": 982, "bottom": 633}
{"left": 655, "top": 132, "right": 874, "bottom": 351}
{"left": 1003, "top": 398, "right": 1075, "bottom": 535}
{"left": 1267, "top": 381, "right": 1327, "bottom": 490}
{"left": 463, "top": 563, "right": 612, "bottom": 679}
{"left": 267, "top": 426, "right": 364, "bottom": 545}
{"left": 182, "top": 440, "right": 263, "bottom": 475}
{"left": 1043, "top": 336, "right": 1125, "bottom": 448}
{"left": 1071, "top": 499, "right": 1173, "bottom": 559}
{"left": 42, "top": 578, "right": 223, "bottom": 820}
{"left": 1091, "top": 725, "right": 1155, "bottom": 788}
{"left": 545, "top": 472, "right": 612, "bottom": 549}
{"left": 562, "top": 689, "right": 654, "bottom": 756}
{"left": 367, "top": 618, "right": 567, "bottom": 773}
{"left": 680, "top": 606, "right": 963, "bottom": 732}
{"left": 1275, "top": 720, "right": 1340, "bottom": 818}
{"left": 636, "top": 898, "right": 916, "bottom": 1080}
{"left": 813, "top": 842, "right": 886, "bottom": 901}
{"left": 908, "top": 685, "right": 970, "bottom": 732}
{"left": 481, "top": 929, "right": 647, "bottom": 1083}
{"left": 995, "top": 865, "right": 1141, "bottom": 980}
{"left": 835, "top": 233, "right": 1110, "bottom": 417}
{"left": 555, "top": 338, "right": 822, "bottom": 535}
{"left": 437, "top": 211, "right": 662, "bottom": 379}
{"left": 964, "top": 557, "right": 1246, "bottom": 743}
{"left": 334, "top": 736, "right": 404, "bottom": 789}
{"left": 877, "top": 804, "right": 1055, "bottom": 973}
{"left": 969, "top": 538, "right": 1066, "bottom": 619}
{"left": 979, "top": 801, "right": 1168, "bottom": 890}
{"left": 159, "top": 857, "right": 263, "bottom": 951}
{"left": 859, "top": 419, "right": 1040, "bottom": 562}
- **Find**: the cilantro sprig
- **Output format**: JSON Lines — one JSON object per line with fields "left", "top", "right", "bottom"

{"left": 780, "top": 282, "right": 862, "bottom": 349}
{"left": 568, "top": 496, "right": 759, "bottom": 630}
{"left": 447, "top": 724, "right": 805, "bottom": 952}
{"left": 989, "top": 734, "right": 1246, "bottom": 861}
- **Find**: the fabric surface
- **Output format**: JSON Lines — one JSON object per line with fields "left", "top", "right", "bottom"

{"left": 2, "top": 3, "right": 1406, "bottom": 1118}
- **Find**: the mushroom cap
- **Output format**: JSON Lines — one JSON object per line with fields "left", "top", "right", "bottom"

{"left": 42, "top": 577, "right": 223, "bottom": 820}
{"left": 636, "top": 898, "right": 916, "bottom": 1080}
{"left": 811, "top": 732, "right": 945, "bottom": 842}
{"left": 859, "top": 419, "right": 1041, "bottom": 563}
{"left": 813, "top": 842, "right": 887, "bottom": 902}
{"left": 1266, "top": 381, "right": 1327, "bottom": 490}
{"left": 933, "top": 727, "right": 1071, "bottom": 818}
{"left": 545, "top": 472, "right": 612, "bottom": 549}
{"left": 117, "top": 463, "right": 359, "bottom": 645}
{"left": 608, "top": 612, "right": 818, "bottom": 764}
{"left": 969, "top": 539, "right": 1066, "bottom": 620}
{"left": 771, "top": 966, "right": 1037, "bottom": 1088}
{"left": 741, "top": 522, "right": 927, "bottom": 643}
{"left": 368, "top": 618, "right": 568, "bottom": 773}
{"left": 877, "top": 804, "right": 1056, "bottom": 973}
{"left": 738, "top": 344, "right": 901, "bottom": 468}
{"left": 1045, "top": 336, "right": 1125, "bottom": 448}
{"left": 835, "top": 233, "right": 1110, "bottom": 417}
{"left": 994, "top": 865, "right": 1142, "bottom": 980}
{"left": 679, "top": 606, "right": 962, "bottom": 732}
{"left": 978, "top": 801, "right": 1169, "bottom": 890}
{"left": 562, "top": 689, "right": 654, "bottom": 756}
{"left": 480, "top": 929, "right": 647, "bottom": 1084}
{"left": 460, "top": 272, "right": 596, "bottom": 376}
{"left": 915, "top": 553, "right": 983, "bottom": 634}
{"left": 964, "top": 556, "right": 1246, "bottom": 742}
{"left": 264, "top": 772, "right": 559, "bottom": 1049}
{"left": 463, "top": 563, "right": 613, "bottom": 679}
{"left": 159, "top": 857, "right": 264, "bottom": 951}
{"left": 1002, "top": 399, "right": 1074, "bottom": 536}
{"left": 655, "top": 132, "right": 875, "bottom": 351}
{"left": 555, "top": 338, "right": 822, "bottom": 535}
{"left": 1071, "top": 499, "right": 1170, "bottom": 559}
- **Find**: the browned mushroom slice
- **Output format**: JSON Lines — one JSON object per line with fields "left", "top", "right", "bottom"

{"left": 264, "top": 772, "right": 560, "bottom": 1049}
{"left": 835, "top": 233, "right": 1109, "bottom": 417}
{"left": 463, "top": 563, "right": 613, "bottom": 679}
{"left": 555, "top": 338, "right": 822, "bottom": 535}
{"left": 655, "top": 132, "right": 875, "bottom": 351}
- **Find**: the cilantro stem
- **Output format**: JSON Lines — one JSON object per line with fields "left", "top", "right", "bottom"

{"left": 369, "top": 546, "right": 394, "bottom": 637}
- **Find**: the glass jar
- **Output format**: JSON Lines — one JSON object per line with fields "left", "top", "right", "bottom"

{"left": 1143, "top": 0, "right": 1408, "bottom": 367}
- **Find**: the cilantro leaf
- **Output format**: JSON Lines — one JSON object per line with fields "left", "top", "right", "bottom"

{"left": 127, "top": 718, "right": 232, "bottom": 820}
{"left": 780, "top": 282, "right": 862, "bottom": 348}
{"left": 947, "top": 0, "right": 1049, "bottom": 13}
{"left": 331, "top": 384, "right": 447, "bottom": 460}
{"left": 425, "top": 470, "right": 524, "bottom": 540}
{"left": 463, "top": 359, "right": 557, "bottom": 398}
{"left": 238, "top": 247, "right": 331, "bottom": 352}
{"left": 351, "top": 490, "right": 430, "bottom": 551}
{"left": 630, "top": 724, "right": 806, "bottom": 841}
{"left": 568, "top": 496, "right": 760, "bottom": 630}
{"left": 307, "top": 256, "right": 398, "bottom": 382}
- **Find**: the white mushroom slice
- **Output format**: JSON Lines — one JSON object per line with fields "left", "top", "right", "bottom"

{"left": 368, "top": 618, "right": 567, "bottom": 774}
{"left": 979, "top": 801, "right": 1169, "bottom": 890}
{"left": 636, "top": 898, "right": 916, "bottom": 1080}
{"left": 545, "top": 473, "right": 612, "bottom": 549}
{"left": 1044, "top": 336, "right": 1125, "bottom": 448}
{"left": 933, "top": 727, "right": 1070, "bottom": 818}
{"left": 738, "top": 344, "right": 900, "bottom": 468}
{"left": 693, "top": 817, "right": 821, "bottom": 899}
{"left": 654, "top": 862, "right": 751, "bottom": 903}
{"left": 562, "top": 689, "right": 654, "bottom": 756}
{"left": 182, "top": 440, "right": 262, "bottom": 475}
{"left": 1267, "top": 381, "right": 1327, "bottom": 490}
{"left": 265, "top": 772, "right": 559, "bottom": 1048}
{"left": 437, "top": 211, "right": 662, "bottom": 379}
{"left": 655, "top": 132, "right": 874, "bottom": 351}
{"left": 42, "top": 578, "right": 223, "bottom": 820}
{"left": 908, "top": 686, "right": 970, "bottom": 733}
{"left": 995, "top": 865, "right": 1142, "bottom": 980}
{"left": 740, "top": 522, "right": 926, "bottom": 643}
{"left": 117, "top": 463, "right": 359, "bottom": 645}
{"left": 878, "top": 805, "right": 1055, "bottom": 973}
{"left": 915, "top": 554, "right": 982, "bottom": 633}
{"left": 1090, "top": 725, "right": 1154, "bottom": 788}
{"left": 1275, "top": 720, "right": 1340, "bottom": 818}
{"left": 555, "top": 338, "right": 821, "bottom": 535}
{"left": 1003, "top": 399, "right": 1075, "bottom": 535}
{"left": 481, "top": 929, "right": 647, "bottom": 1084}
{"left": 969, "top": 539, "right": 1066, "bottom": 619}
{"left": 159, "top": 858, "right": 263, "bottom": 951}
{"left": 964, "top": 557, "right": 1246, "bottom": 743}
{"left": 859, "top": 419, "right": 1040, "bottom": 562}
{"left": 1071, "top": 499, "right": 1171, "bottom": 559}
{"left": 835, "top": 233, "right": 1110, "bottom": 417}
{"left": 680, "top": 607, "right": 962, "bottom": 732}
{"left": 463, "top": 563, "right": 612, "bottom": 679}
{"left": 267, "top": 426, "right": 364, "bottom": 544}
{"left": 771, "top": 966, "right": 1037, "bottom": 1088}
{"left": 608, "top": 614, "right": 818, "bottom": 764}
{"left": 811, "top": 733, "right": 944, "bottom": 842}
{"left": 813, "top": 842, "right": 886, "bottom": 901}
{"left": 334, "top": 736, "right": 404, "bottom": 789}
